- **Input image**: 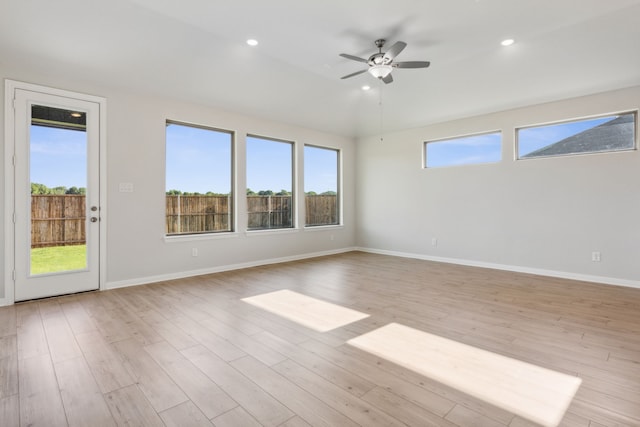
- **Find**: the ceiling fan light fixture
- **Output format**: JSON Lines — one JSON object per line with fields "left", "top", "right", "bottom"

{"left": 368, "top": 64, "right": 392, "bottom": 79}
{"left": 339, "top": 39, "right": 430, "bottom": 84}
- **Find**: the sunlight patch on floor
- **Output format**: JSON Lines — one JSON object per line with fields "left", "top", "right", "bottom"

{"left": 347, "top": 323, "right": 581, "bottom": 427}
{"left": 241, "top": 289, "right": 369, "bottom": 332}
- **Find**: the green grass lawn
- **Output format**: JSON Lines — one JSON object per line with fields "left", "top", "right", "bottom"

{"left": 31, "top": 244, "right": 87, "bottom": 275}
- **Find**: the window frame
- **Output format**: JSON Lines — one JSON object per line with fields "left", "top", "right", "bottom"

{"left": 246, "top": 134, "right": 296, "bottom": 232}
{"left": 303, "top": 144, "right": 341, "bottom": 228}
{"left": 515, "top": 110, "right": 638, "bottom": 160}
{"left": 164, "top": 120, "right": 235, "bottom": 237}
{"left": 423, "top": 130, "right": 503, "bottom": 169}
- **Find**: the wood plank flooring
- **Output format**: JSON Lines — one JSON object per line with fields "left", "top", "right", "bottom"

{"left": 1, "top": 251, "right": 639, "bottom": 426}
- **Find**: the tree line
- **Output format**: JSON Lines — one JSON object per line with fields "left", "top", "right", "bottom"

{"left": 31, "top": 183, "right": 86, "bottom": 195}
{"left": 166, "top": 190, "right": 230, "bottom": 196}
{"left": 31, "top": 184, "right": 336, "bottom": 197}
{"left": 166, "top": 189, "right": 336, "bottom": 196}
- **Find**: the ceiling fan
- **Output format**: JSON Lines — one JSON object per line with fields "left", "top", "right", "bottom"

{"left": 339, "top": 39, "right": 430, "bottom": 84}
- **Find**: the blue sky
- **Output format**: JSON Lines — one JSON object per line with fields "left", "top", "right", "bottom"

{"left": 32, "top": 123, "right": 338, "bottom": 194}
{"left": 304, "top": 145, "right": 338, "bottom": 193}
{"left": 166, "top": 124, "right": 337, "bottom": 194}
{"left": 34, "top": 116, "right": 612, "bottom": 189}
{"left": 246, "top": 136, "right": 292, "bottom": 193}
{"left": 30, "top": 125, "right": 87, "bottom": 188}
{"left": 166, "top": 124, "right": 232, "bottom": 193}
{"left": 426, "top": 132, "right": 502, "bottom": 168}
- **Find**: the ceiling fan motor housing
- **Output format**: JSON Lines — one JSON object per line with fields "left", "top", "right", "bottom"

{"left": 369, "top": 53, "right": 387, "bottom": 66}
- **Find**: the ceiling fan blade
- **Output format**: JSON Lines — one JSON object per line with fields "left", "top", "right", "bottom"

{"left": 339, "top": 53, "right": 368, "bottom": 63}
{"left": 382, "top": 73, "right": 393, "bottom": 84}
{"left": 341, "top": 69, "right": 368, "bottom": 79}
{"left": 383, "top": 41, "right": 407, "bottom": 62}
{"left": 394, "top": 61, "right": 431, "bottom": 69}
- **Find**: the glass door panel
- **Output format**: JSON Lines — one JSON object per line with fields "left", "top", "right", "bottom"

{"left": 29, "top": 105, "right": 88, "bottom": 275}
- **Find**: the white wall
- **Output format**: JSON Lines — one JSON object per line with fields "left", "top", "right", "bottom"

{"left": 2, "top": 64, "right": 638, "bottom": 304}
{"left": 1, "top": 65, "right": 356, "bottom": 301}
{"left": 355, "top": 86, "right": 640, "bottom": 287}
{"left": 103, "top": 90, "right": 356, "bottom": 287}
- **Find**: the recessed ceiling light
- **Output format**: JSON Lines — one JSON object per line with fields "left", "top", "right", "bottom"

{"left": 362, "top": 85, "right": 371, "bottom": 91}
{"left": 501, "top": 39, "right": 515, "bottom": 47}
{"left": 70, "top": 112, "right": 82, "bottom": 118}
{"left": 246, "top": 39, "right": 258, "bottom": 46}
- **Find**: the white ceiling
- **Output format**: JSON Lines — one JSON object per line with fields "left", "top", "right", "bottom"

{"left": 2, "top": 0, "right": 639, "bottom": 137}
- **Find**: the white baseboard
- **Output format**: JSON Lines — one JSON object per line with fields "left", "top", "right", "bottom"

{"left": 105, "top": 247, "right": 358, "bottom": 290}
{"left": 4, "top": 245, "right": 635, "bottom": 306}
{"left": 356, "top": 247, "right": 640, "bottom": 290}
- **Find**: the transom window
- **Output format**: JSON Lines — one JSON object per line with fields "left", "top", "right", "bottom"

{"left": 424, "top": 131, "right": 502, "bottom": 168}
{"left": 517, "top": 112, "right": 637, "bottom": 159}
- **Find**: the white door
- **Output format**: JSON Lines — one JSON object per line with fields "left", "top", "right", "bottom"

{"left": 12, "top": 88, "right": 101, "bottom": 301}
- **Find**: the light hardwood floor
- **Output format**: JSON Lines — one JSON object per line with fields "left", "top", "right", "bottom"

{"left": 0, "top": 251, "right": 639, "bottom": 426}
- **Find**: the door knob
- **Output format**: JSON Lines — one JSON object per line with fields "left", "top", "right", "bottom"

{"left": 90, "top": 217, "right": 98, "bottom": 223}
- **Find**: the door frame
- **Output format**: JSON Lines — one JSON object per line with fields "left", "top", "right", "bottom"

{"left": 3, "top": 80, "right": 107, "bottom": 305}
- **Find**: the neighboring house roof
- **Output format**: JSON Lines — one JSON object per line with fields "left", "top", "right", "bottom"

{"left": 522, "top": 114, "right": 635, "bottom": 158}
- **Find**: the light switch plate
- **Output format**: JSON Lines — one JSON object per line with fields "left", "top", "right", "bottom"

{"left": 119, "top": 182, "right": 134, "bottom": 193}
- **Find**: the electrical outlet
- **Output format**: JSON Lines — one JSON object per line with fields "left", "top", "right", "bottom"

{"left": 591, "top": 251, "right": 601, "bottom": 262}
{"left": 431, "top": 237, "right": 438, "bottom": 247}
{"left": 192, "top": 248, "right": 198, "bottom": 257}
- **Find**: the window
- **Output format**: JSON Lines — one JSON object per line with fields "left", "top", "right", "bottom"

{"left": 165, "top": 121, "right": 233, "bottom": 235}
{"left": 246, "top": 135, "right": 294, "bottom": 230}
{"left": 517, "top": 112, "right": 636, "bottom": 159}
{"left": 424, "top": 131, "right": 502, "bottom": 168}
{"left": 304, "top": 145, "right": 339, "bottom": 227}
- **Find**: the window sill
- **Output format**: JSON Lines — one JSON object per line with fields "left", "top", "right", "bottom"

{"left": 304, "top": 224, "right": 343, "bottom": 232}
{"left": 164, "top": 232, "right": 239, "bottom": 243}
{"left": 245, "top": 228, "right": 300, "bottom": 237}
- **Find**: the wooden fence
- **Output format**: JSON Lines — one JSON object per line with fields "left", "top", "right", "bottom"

{"left": 168, "top": 194, "right": 337, "bottom": 233}
{"left": 31, "top": 195, "right": 86, "bottom": 248}
{"left": 30, "top": 194, "right": 338, "bottom": 245}
{"left": 246, "top": 195, "right": 292, "bottom": 230}
{"left": 305, "top": 195, "right": 339, "bottom": 227}
{"left": 166, "top": 195, "right": 231, "bottom": 234}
